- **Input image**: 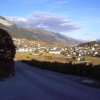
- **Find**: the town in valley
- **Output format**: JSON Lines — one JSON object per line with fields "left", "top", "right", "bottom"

{"left": 13, "top": 38, "right": 100, "bottom": 65}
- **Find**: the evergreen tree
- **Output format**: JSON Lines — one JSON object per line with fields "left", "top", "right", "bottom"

{"left": 0, "top": 28, "right": 16, "bottom": 61}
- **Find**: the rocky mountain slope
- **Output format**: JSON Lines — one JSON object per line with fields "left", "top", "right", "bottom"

{"left": 0, "top": 16, "right": 81, "bottom": 46}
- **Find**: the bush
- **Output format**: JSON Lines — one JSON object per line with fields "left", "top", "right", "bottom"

{"left": 0, "top": 29, "right": 16, "bottom": 79}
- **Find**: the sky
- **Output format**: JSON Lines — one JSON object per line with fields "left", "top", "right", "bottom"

{"left": 0, "top": 0, "right": 100, "bottom": 41}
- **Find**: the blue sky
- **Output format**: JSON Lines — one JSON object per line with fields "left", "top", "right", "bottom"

{"left": 0, "top": 0, "right": 100, "bottom": 41}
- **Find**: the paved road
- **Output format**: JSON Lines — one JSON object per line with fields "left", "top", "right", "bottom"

{"left": 0, "top": 61, "right": 100, "bottom": 100}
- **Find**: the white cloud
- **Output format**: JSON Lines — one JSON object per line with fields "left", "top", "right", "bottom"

{"left": 6, "top": 11, "right": 79, "bottom": 32}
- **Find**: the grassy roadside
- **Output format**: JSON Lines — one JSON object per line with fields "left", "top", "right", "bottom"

{"left": 15, "top": 52, "right": 66, "bottom": 63}
{"left": 85, "top": 56, "right": 100, "bottom": 65}
{"left": 15, "top": 52, "right": 100, "bottom": 65}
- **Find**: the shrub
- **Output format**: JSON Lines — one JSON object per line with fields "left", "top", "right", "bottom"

{"left": 0, "top": 28, "right": 16, "bottom": 78}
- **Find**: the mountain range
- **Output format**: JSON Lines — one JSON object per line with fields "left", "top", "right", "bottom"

{"left": 0, "top": 16, "right": 81, "bottom": 46}
{"left": 96, "top": 39, "right": 100, "bottom": 43}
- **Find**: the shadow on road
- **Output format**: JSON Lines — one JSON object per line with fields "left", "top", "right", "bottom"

{"left": 22, "top": 59, "right": 100, "bottom": 81}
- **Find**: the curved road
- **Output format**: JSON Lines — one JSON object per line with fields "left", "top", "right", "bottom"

{"left": 0, "top": 61, "right": 100, "bottom": 100}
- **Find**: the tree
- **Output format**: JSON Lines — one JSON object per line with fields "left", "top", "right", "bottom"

{"left": 0, "top": 28, "right": 16, "bottom": 61}
{"left": 0, "top": 28, "right": 16, "bottom": 77}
